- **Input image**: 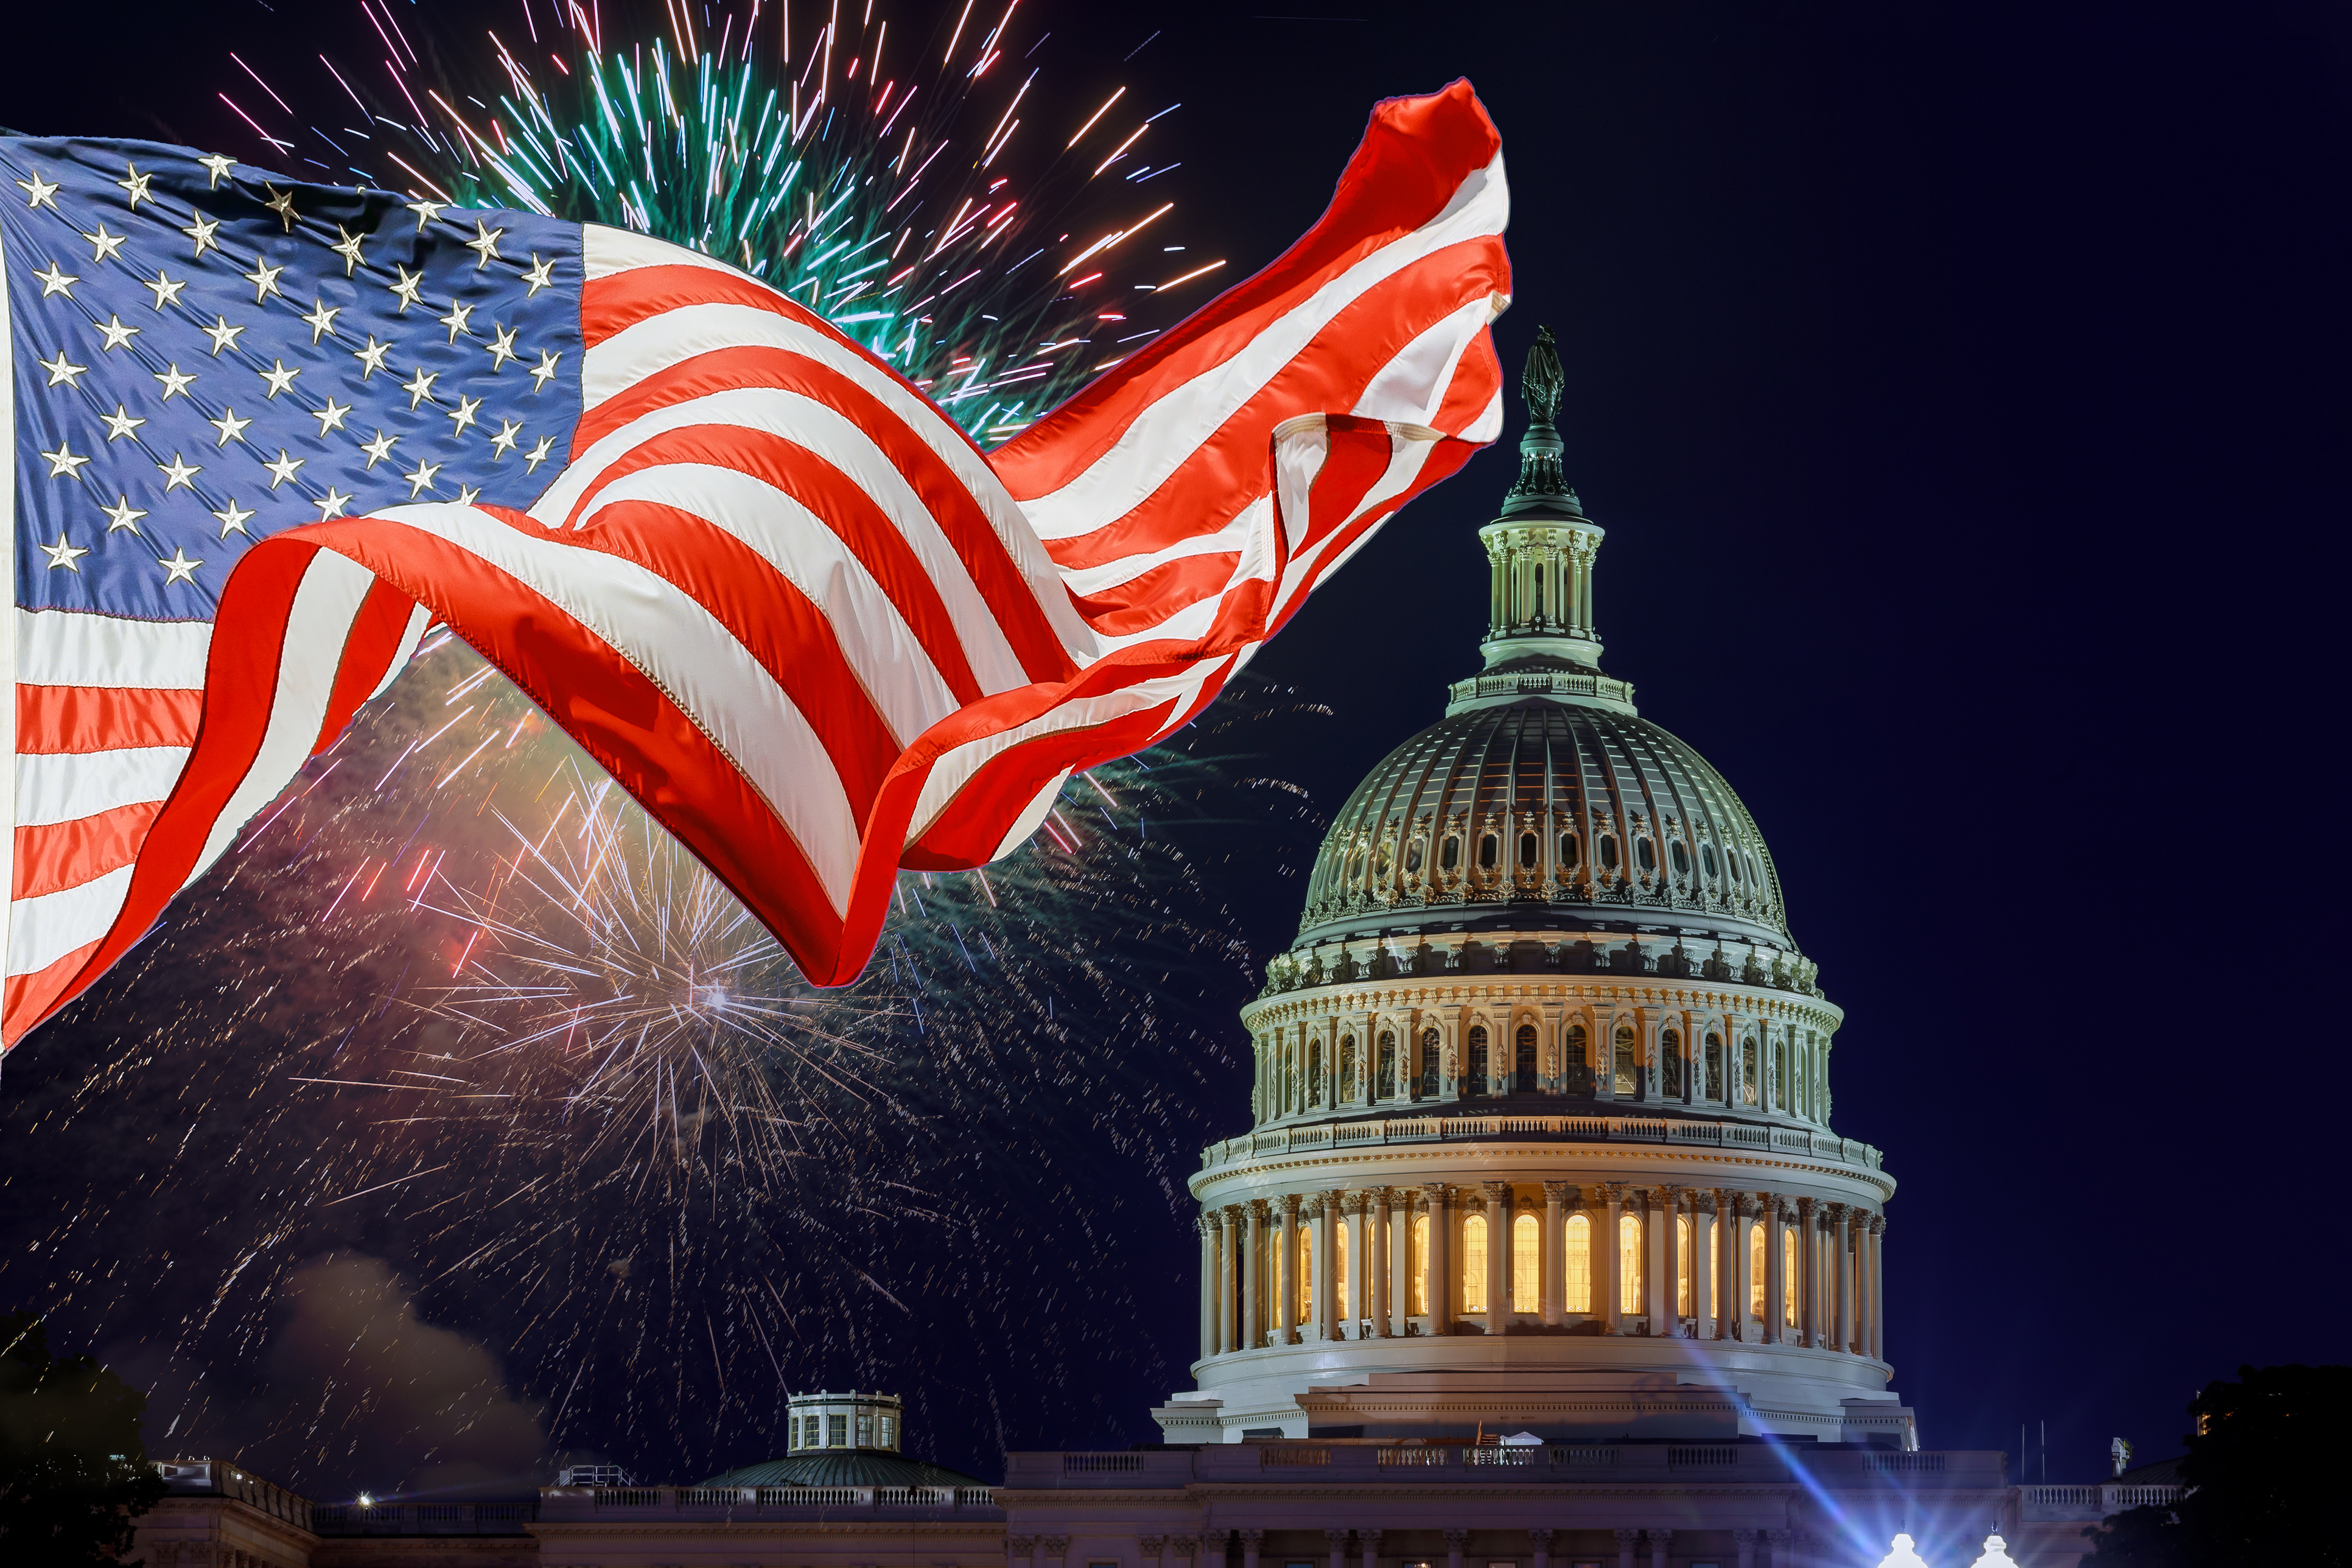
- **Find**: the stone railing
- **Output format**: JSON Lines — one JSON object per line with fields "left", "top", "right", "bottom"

{"left": 1200, "top": 1113, "right": 1882, "bottom": 1175}
{"left": 536, "top": 1485, "right": 998, "bottom": 1521}
{"left": 313, "top": 1502, "right": 536, "bottom": 1536}
{"left": 1007, "top": 1444, "right": 2000, "bottom": 1490}
{"left": 2021, "top": 1484, "right": 2183, "bottom": 1519}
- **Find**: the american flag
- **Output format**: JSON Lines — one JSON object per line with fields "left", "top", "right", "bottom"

{"left": 0, "top": 81, "right": 1510, "bottom": 1048}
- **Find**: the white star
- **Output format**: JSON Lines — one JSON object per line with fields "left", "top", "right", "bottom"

{"left": 446, "top": 393, "right": 483, "bottom": 435}
{"left": 404, "top": 196, "right": 447, "bottom": 231}
{"left": 39, "top": 533, "right": 88, "bottom": 572}
{"left": 154, "top": 363, "right": 197, "bottom": 401}
{"left": 455, "top": 483, "right": 482, "bottom": 505}
{"left": 142, "top": 268, "right": 186, "bottom": 310}
{"left": 264, "top": 183, "right": 299, "bottom": 231}
{"left": 259, "top": 359, "right": 301, "bottom": 398}
{"left": 158, "top": 547, "right": 203, "bottom": 586}
{"left": 16, "top": 170, "right": 59, "bottom": 211}
{"left": 156, "top": 452, "right": 202, "bottom": 490}
{"left": 358, "top": 430, "right": 399, "bottom": 468}
{"left": 198, "top": 153, "right": 236, "bottom": 189}
{"left": 300, "top": 298, "right": 341, "bottom": 343}
{"left": 82, "top": 224, "right": 126, "bottom": 264}
{"left": 488, "top": 418, "right": 523, "bottom": 459}
{"left": 94, "top": 313, "right": 141, "bottom": 351}
{"left": 465, "top": 219, "right": 505, "bottom": 269}
{"left": 245, "top": 258, "right": 285, "bottom": 303}
{"left": 313, "top": 396, "right": 352, "bottom": 436}
{"left": 208, "top": 408, "right": 253, "bottom": 446}
{"left": 317, "top": 486, "right": 354, "bottom": 520}
{"left": 201, "top": 316, "right": 245, "bottom": 355}
{"left": 100, "top": 495, "right": 147, "bottom": 534}
{"left": 117, "top": 162, "right": 155, "bottom": 210}
{"left": 181, "top": 209, "right": 220, "bottom": 257}
{"left": 523, "top": 435, "right": 557, "bottom": 472}
{"left": 402, "top": 458, "right": 443, "bottom": 498}
{"left": 401, "top": 366, "right": 439, "bottom": 409}
{"left": 439, "top": 299, "right": 475, "bottom": 342}
{"left": 484, "top": 323, "right": 520, "bottom": 370}
{"left": 262, "top": 449, "right": 305, "bottom": 489}
{"left": 33, "top": 261, "right": 77, "bottom": 298}
{"left": 352, "top": 336, "right": 392, "bottom": 379}
{"left": 38, "top": 442, "right": 91, "bottom": 480}
{"left": 388, "top": 264, "right": 425, "bottom": 312}
{"left": 520, "top": 253, "right": 555, "bottom": 296}
{"left": 332, "top": 225, "right": 366, "bottom": 275}
{"left": 211, "top": 498, "right": 256, "bottom": 537}
{"left": 100, "top": 405, "right": 145, "bottom": 442}
{"left": 529, "top": 351, "right": 561, "bottom": 393}
{"left": 36, "top": 350, "right": 89, "bottom": 389}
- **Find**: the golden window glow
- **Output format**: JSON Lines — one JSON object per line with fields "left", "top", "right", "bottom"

{"left": 1461, "top": 1214, "right": 1489, "bottom": 1314}
{"left": 1749, "top": 1221, "right": 1765, "bottom": 1318}
{"left": 1410, "top": 1214, "right": 1429, "bottom": 1315}
{"left": 1297, "top": 1225, "right": 1312, "bottom": 1321}
{"left": 1614, "top": 1023, "right": 1638, "bottom": 1094}
{"left": 1676, "top": 1214, "right": 1692, "bottom": 1317}
{"left": 1565, "top": 1213, "right": 1592, "bottom": 1312}
{"left": 1619, "top": 1212, "right": 1643, "bottom": 1315}
{"left": 1335, "top": 1213, "right": 1350, "bottom": 1315}
{"left": 1784, "top": 1230, "right": 1801, "bottom": 1326}
{"left": 1513, "top": 1212, "right": 1539, "bottom": 1312}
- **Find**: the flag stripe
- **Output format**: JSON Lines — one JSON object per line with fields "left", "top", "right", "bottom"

{"left": 16, "top": 685, "right": 203, "bottom": 755}
{"left": 13, "top": 802, "right": 159, "bottom": 900}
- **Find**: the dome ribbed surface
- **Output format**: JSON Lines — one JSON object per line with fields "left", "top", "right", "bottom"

{"left": 698, "top": 1451, "right": 985, "bottom": 1488}
{"left": 1296, "top": 699, "right": 1790, "bottom": 950}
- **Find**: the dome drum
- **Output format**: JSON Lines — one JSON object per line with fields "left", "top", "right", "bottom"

{"left": 1264, "top": 929, "right": 1820, "bottom": 998}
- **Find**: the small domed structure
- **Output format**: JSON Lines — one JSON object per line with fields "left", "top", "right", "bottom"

{"left": 700, "top": 1390, "right": 983, "bottom": 1491}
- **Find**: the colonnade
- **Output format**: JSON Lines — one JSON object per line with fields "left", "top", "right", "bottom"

{"left": 1009, "top": 1525, "right": 1822, "bottom": 1568}
{"left": 1197, "top": 1183, "right": 1885, "bottom": 1365}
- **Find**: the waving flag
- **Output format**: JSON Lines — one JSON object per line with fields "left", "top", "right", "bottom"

{"left": 0, "top": 81, "right": 1510, "bottom": 1047}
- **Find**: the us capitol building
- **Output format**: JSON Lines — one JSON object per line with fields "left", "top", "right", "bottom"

{"left": 133, "top": 336, "right": 2161, "bottom": 1568}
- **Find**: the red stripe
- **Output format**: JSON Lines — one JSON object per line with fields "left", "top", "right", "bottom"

{"left": 570, "top": 343, "right": 1076, "bottom": 683}
{"left": 559, "top": 423, "right": 992, "bottom": 706}
{"left": 16, "top": 685, "right": 202, "bottom": 754}
{"left": 992, "top": 82, "right": 1503, "bottom": 501}
{"left": 315, "top": 581, "right": 424, "bottom": 754}
{"left": 484, "top": 500, "right": 905, "bottom": 821}
{"left": 2, "top": 938, "right": 102, "bottom": 1044}
{"left": 1432, "top": 334, "right": 1502, "bottom": 438}
{"left": 1065, "top": 554, "right": 1241, "bottom": 638}
{"left": 14, "top": 801, "right": 161, "bottom": 900}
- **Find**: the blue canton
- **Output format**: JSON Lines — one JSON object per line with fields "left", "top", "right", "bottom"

{"left": 2, "top": 138, "right": 585, "bottom": 621}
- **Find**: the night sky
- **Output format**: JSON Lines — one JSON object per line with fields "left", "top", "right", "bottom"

{"left": 4, "top": 0, "right": 2347, "bottom": 1495}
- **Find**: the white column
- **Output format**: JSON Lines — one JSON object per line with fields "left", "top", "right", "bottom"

{"left": 1446, "top": 1528, "right": 1468, "bottom": 1568}
{"left": 1692, "top": 1192, "right": 1715, "bottom": 1338}
{"left": 1614, "top": 1528, "right": 1639, "bottom": 1568}
{"left": 1871, "top": 1214, "right": 1888, "bottom": 1361}
{"left": 1360, "top": 1529, "right": 1382, "bottom": 1568}
{"left": 1762, "top": 1194, "right": 1785, "bottom": 1345}
{"left": 1424, "top": 1183, "right": 1451, "bottom": 1335}
{"left": 1734, "top": 1530, "right": 1757, "bottom": 1568}
{"left": 1217, "top": 1207, "right": 1239, "bottom": 1353}
{"left": 1483, "top": 1181, "right": 1508, "bottom": 1332}
{"left": 1832, "top": 1203, "right": 1852, "bottom": 1353}
{"left": 1798, "top": 1198, "right": 1822, "bottom": 1348}
{"left": 1198, "top": 1216, "right": 1216, "bottom": 1363}
{"left": 1314, "top": 1191, "right": 1339, "bottom": 1342}
{"left": 1241, "top": 1531, "right": 1263, "bottom": 1568}
{"left": 1389, "top": 1188, "right": 1412, "bottom": 1336}
{"left": 1600, "top": 1183, "right": 1625, "bottom": 1334}
{"left": 1243, "top": 1201, "right": 1265, "bottom": 1349}
{"left": 1367, "top": 1188, "right": 1390, "bottom": 1337}
{"left": 1344, "top": 1192, "right": 1368, "bottom": 1334}
{"left": 1325, "top": 1528, "right": 1348, "bottom": 1568}
{"left": 1541, "top": 1181, "right": 1567, "bottom": 1326}
{"left": 1646, "top": 1188, "right": 1675, "bottom": 1336}
{"left": 1277, "top": 1194, "right": 1300, "bottom": 1346}
{"left": 1529, "top": 1527, "right": 1552, "bottom": 1568}
{"left": 1009, "top": 1536, "right": 1037, "bottom": 1568}
{"left": 1729, "top": 1194, "right": 1753, "bottom": 1342}
{"left": 1649, "top": 1528, "right": 1670, "bottom": 1568}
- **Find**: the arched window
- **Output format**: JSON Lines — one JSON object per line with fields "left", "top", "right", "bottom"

{"left": 1513, "top": 1213, "right": 1539, "bottom": 1312}
{"left": 1466, "top": 1026, "right": 1489, "bottom": 1096}
{"left": 1564, "top": 1023, "right": 1592, "bottom": 1095}
{"left": 1373, "top": 839, "right": 1394, "bottom": 880}
{"left": 1619, "top": 1213, "right": 1643, "bottom": 1315}
{"left": 1515, "top": 1023, "right": 1539, "bottom": 1094}
{"left": 1339, "top": 1035, "right": 1358, "bottom": 1102}
{"left": 1599, "top": 835, "right": 1621, "bottom": 871}
{"left": 1376, "top": 1031, "right": 1397, "bottom": 1099}
{"left": 1783, "top": 1230, "right": 1801, "bottom": 1327}
{"left": 1742, "top": 1038, "right": 1760, "bottom": 1105}
{"left": 1410, "top": 1213, "right": 1430, "bottom": 1315}
{"left": 1478, "top": 831, "right": 1499, "bottom": 870}
{"left": 1670, "top": 839, "right": 1690, "bottom": 877}
{"left": 1404, "top": 837, "right": 1425, "bottom": 875}
{"left": 1440, "top": 834, "right": 1461, "bottom": 872}
{"left": 1347, "top": 844, "right": 1367, "bottom": 881}
{"left": 1564, "top": 1213, "right": 1592, "bottom": 1313}
{"left": 1334, "top": 1213, "right": 1349, "bottom": 1318}
{"left": 1518, "top": 830, "right": 1539, "bottom": 869}
{"left": 1727, "top": 844, "right": 1743, "bottom": 881}
{"left": 1636, "top": 836, "right": 1657, "bottom": 872}
{"left": 1559, "top": 831, "right": 1580, "bottom": 868}
{"left": 1701, "top": 842, "right": 1719, "bottom": 879}
{"left": 1704, "top": 1033, "right": 1724, "bottom": 1101}
{"left": 1676, "top": 1214, "right": 1693, "bottom": 1317}
{"left": 1297, "top": 1225, "right": 1313, "bottom": 1321}
{"left": 1613, "top": 1023, "right": 1637, "bottom": 1095}
{"left": 1461, "top": 1214, "right": 1488, "bottom": 1314}
{"left": 1419, "top": 1027, "right": 1441, "bottom": 1098}
{"left": 1661, "top": 1028, "right": 1684, "bottom": 1097}
{"left": 1749, "top": 1222, "right": 1765, "bottom": 1320}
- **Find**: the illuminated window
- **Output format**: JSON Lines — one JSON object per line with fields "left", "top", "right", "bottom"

{"left": 878, "top": 1415, "right": 895, "bottom": 1449}
{"left": 1703, "top": 1033, "right": 1723, "bottom": 1101}
{"left": 1339, "top": 1035, "right": 1357, "bottom": 1102}
{"left": 1419, "top": 1028, "right": 1441, "bottom": 1097}
{"left": 1374, "top": 839, "right": 1393, "bottom": 879}
{"left": 1749, "top": 1222, "right": 1766, "bottom": 1318}
{"left": 1513, "top": 1212, "right": 1539, "bottom": 1312}
{"left": 1377, "top": 1031, "right": 1396, "bottom": 1098}
{"left": 1410, "top": 1214, "right": 1429, "bottom": 1314}
{"left": 1614, "top": 1024, "right": 1637, "bottom": 1094}
{"left": 1515, "top": 1023, "right": 1539, "bottom": 1093}
{"left": 1661, "top": 1028, "right": 1683, "bottom": 1097}
{"left": 828, "top": 1414, "right": 849, "bottom": 1447}
{"left": 856, "top": 1413, "right": 874, "bottom": 1446}
{"left": 1619, "top": 1213, "right": 1643, "bottom": 1315}
{"left": 1309, "top": 1043, "right": 1325, "bottom": 1101}
{"left": 1565, "top": 1213, "right": 1592, "bottom": 1312}
{"left": 1677, "top": 1214, "right": 1692, "bottom": 1317}
{"left": 1297, "top": 1225, "right": 1313, "bottom": 1321}
{"left": 1462, "top": 1214, "right": 1488, "bottom": 1314}
{"left": 1466, "top": 1026, "right": 1488, "bottom": 1096}
{"left": 1565, "top": 1023, "right": 1591, "bottom": 1094}
{"left": 1783, "top": 1231, "right": 1801, "bottom": 1326}
{"left": 1335, "top": 1211, "right": 1349, "bottom": 1314}
{"left": 1741, "top": 1038, "right": 1760, "bottom": 1106}
{"left": 1519, "top": 830, "right": 1539, "bottom": 869}
{"left": 1348, "top": 844, "right": 1367, "bottom": 881}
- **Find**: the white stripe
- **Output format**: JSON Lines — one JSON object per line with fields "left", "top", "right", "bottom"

{"left": 15, "top": 747, "right": 191, "bottom": 828}
{"left": 549, "top": 382, "right": 1055, "bottom": 693}
{"left": 1019, "top": 152, "right": 1508, "bottom": 537}
{"left": 582, "top": 223, "right": 738, "bottom": 281}
{"left": 374, "top": 504, "right": 861, "bottom": 910}
{"left": 1350, "top": 295, "right": 1497, "bottom": 428}
{"left": 579, "top": 462, "right": 963, "bottom": 746}
{"left": 1055, "top": 508, "right": 1258, "bottom": 598}
{"left": 7, "top": 865, "right": 131, "bottom": 979}
{"left": 185, "top": 552, "right": 382, "bottom": 889}
{"left": 569, "top": 296, "right": 1099, "bottom": 661}
{"left": 17, "top": 609, "right": 212, "bottom": 689}
{"left": 1, "top": 208, "right": 17, "bottom": 984}
{"left": 366, "top": 604, "right": 435, "bottom": 704}
{"left": 1271, "top": 428, "right": 1444, "bottom": 621}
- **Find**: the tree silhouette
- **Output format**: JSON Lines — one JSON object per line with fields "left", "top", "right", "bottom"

{"left": 0, "top": 1312, "right": 169, "bottom": 1567}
